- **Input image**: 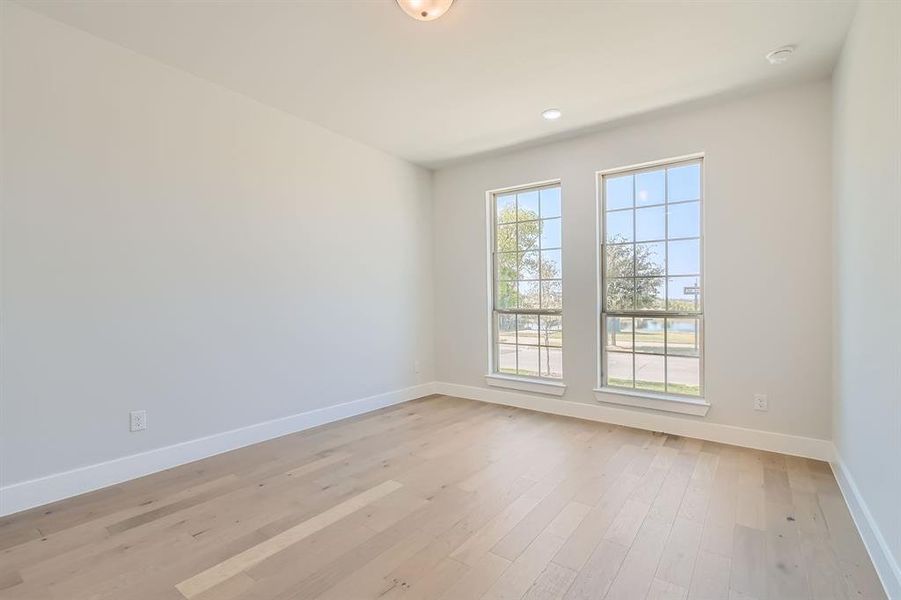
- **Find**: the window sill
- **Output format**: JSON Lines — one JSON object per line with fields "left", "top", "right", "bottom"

{"left": 486, "top": 374, "right": 567, "bottom": 396}
{"left": 594, "top": 387, "right": 709, "bottom": 416}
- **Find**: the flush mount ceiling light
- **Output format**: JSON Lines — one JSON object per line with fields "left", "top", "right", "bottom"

{"left": 395, "top": 0, "right": 455, "bottom": 21}
{"left": 766, "top": 45, "right": 796, "bottom": 65}
{"left": 541, "top": 108, "right": 562, "bottom": 121}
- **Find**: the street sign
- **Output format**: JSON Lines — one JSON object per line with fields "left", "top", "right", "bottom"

{"left": 683, "top": 286, "right": 700, "bottom": 295}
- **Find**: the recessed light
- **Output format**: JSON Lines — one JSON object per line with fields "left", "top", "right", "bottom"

{"left": 395, "top": 0, "right": 455, "bottom": 21}
{"left": 542, "top": 108, "right": 562, "bottom": 121}
{"left": 766, "top": 45, "right": 796, "bottom": 65}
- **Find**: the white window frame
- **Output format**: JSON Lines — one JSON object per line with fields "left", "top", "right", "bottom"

{"left": 595, "top": 154, "right": 709, "bottom": 415}
{"left": 485, "top": 179, "right": 566, "bottom": 396}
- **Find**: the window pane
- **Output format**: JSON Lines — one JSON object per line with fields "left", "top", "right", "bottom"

{"left": 606, "top": 316, "right": 633, "bottom": 351}
{"left": 496, "top": 281, "right": 518, "bottom": 309}
{"left": 519, "top": 251, "right": 539, "bottom": 280}
{"left": 539, "top": 218, "right": 561, "bottom": 249}
{"left": 607, "top": 351, "right": 634, "bottom": 388}
{"left": 635, "top": 354, "right": 665, "bottom": 392}
{"left": 635, "top": 242, "right": 665, "bottom": 276}
{"left": 498, "top": 343, "right": 517, "bottom": 374}
{"left": 636, "top": 169, "right": 665, "bottom": 206}
{"left": 541, "top": 280, "right": 562, "bottom": 310}
{"left": 496, "top": 194, "right": 517, "bottom": 224}
{"left": 667, "top": 277, "right": 701, "bottom": 312}
{"left": 606, "top": 175, "right": 634, "bottom": 210}
{"left": 606, "top": 210, "right": 633, "bottom": 243}
{"left": 634, "top": 318, "right": 665, "bottom": 354}
{"left": 517, "top": 344, "right": 539, "bottom": 376}
{"left": 667, "top": 356, "right": 700, "bottom": 396}
{"left": 667, "top": 318, "right": 700, "bottom": 357}
{"left": 635, "top": 277, "right": 665, "bottom": 310}
{"left": 539, "top": 315, "right": 562, "bottom": 347}
{"left": 540, "top": 249, "right": 562, "bottom": 279}
{"left": 605, "top": 243, "right": 634, "bottom": 278}
{"left": 517, "top": 190, "right": 540, "bottom": 220}
{"left": 518, "top": 281, "right": 540, "bottom": 309}
{"left": 496, "top": 223, "right": 516, "bottom": 252}
{"left": 540, "top": 346, "right": 563, "bottom": 378}
{"left": 540, "top": 187, "right": 561, "bottom": 218}
{"left": 496, "top": 252, "right": 517, "bottom": 281}
{"left": 636, "top": 205, "right": 666, "bottom": 242}
{"left": 518, "top": 314, "right": 539, "bottom": 346}
{"left": 493, "top": 183, "right": 565, "bottom": 382}
{"left": 668, "top": 201, "right": 700, "bottom": 238}
{"left": 599, "top": 160, "right": 702, "bottom": 396}
{"left": 668, "top": 239, "right": 700, "bottom": 275}
{"left": 606, "top": 278, "right": 634, "bottom": 311}
{"left": 667, "top": 164, "right": 700, "bottom": 202}
{"left": 497, "top": 314, "right": 517, "bottom": 344}
{"left": 517, "top": 220, "right": 540, "bottom": 251}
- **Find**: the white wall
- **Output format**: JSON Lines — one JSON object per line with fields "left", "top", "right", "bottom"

{"left": 832, "top": 1, "right": 901, "bottom": 596}
{"left": 433, "top": 81, "right": 834, "bottom": 441}
{"left": 0, "top": 4, "right": 434, "bottom": 489}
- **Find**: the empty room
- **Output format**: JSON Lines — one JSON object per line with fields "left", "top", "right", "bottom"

{"left": 1, "top": 0, "right": 899, "bottom": 598}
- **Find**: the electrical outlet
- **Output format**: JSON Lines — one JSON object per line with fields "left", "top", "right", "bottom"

{"left": 129, "top": 410, "right": 147, "bottom": 432}
{"left": 753, "top": 394, "right": 768, "bottom": 411}
{"left": 414, "top": 360, "right": 421, "bottom": 374}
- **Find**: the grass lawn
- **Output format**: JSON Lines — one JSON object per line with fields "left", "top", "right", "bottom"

{"left": 608, "top": 378, "right": 700, "bottom": 396}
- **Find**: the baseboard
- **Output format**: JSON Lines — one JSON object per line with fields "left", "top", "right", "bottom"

{"left": 0, "top": 380, "right": 837, "bottom": 518}
{"left": 0, "top": 382, "right": 436, "bottom": 517}
{"left": 831, "top": 456, "right": 901, "bottom": 600}
{"left": 434, "top": 382, "right": 834, "bottom": 461}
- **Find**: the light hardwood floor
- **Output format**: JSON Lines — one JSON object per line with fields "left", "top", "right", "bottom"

{"left": 0, "top": 395, "right": 886, "bottom": 600}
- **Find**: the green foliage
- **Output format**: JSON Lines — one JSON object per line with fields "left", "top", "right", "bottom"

{"left": 496, "top": 205, "right": 538, "bottom": 253}
{"left": 495, "top": 205, "right": 560, "bottom": 310}
{"left": 666, "top": 297, "right": 700, "bottom": 312}
{"left": 605, "top": 235, "right": 665, "bottom": 310}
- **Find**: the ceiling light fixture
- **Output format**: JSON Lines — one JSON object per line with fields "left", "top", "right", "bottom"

{"left": 766, "top": 45, "right": 796, "bottom": 65}
{"left": 395, "top": 0, "right": 455, "bottom": 22}
{"left": 541, "top": 108, "right": 562, "bottom": 121}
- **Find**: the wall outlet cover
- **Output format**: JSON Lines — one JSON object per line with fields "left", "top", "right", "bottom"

{"left": 129, "top": 410, "right": 147, "bottom": 432}
{"left": 753, "top": 394, "right": 768, "bottom": 411}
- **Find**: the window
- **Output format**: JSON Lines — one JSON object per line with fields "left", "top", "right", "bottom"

{"left": 490, "top": 182, "right": 563, "bottom": 381}
{"left": 599, "top": 157, "right": 703, "bottom": 398}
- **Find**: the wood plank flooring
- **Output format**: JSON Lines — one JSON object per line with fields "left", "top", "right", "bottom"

{"left": 0, "top": 395, "right": 886, "bottom": 599}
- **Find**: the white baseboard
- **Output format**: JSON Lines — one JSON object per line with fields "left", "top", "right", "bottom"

{"left": 831, "top": 457, "right": 901, "bottom": 600}
{"left": 7, "top": 380, "right": 890, "bottom": 598}
{"left": 434, "top": 382, "right": 834, "bottom": 461}
{"left": 0, "top": 381, "right": 838, "bottom": 518}
{"left": 0, "top": 382, "right": 436, "bottom": 517}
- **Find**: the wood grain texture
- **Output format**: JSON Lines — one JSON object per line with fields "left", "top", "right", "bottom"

{"left": 0, "top": 395, "right": 886, "bottom": 599}
{"left": 175, "top": 479, "right": 403, "bottom": 598}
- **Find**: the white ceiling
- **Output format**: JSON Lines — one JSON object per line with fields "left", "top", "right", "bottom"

{"left": 19, "top": 0, "right": 856, "bottom": 168}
